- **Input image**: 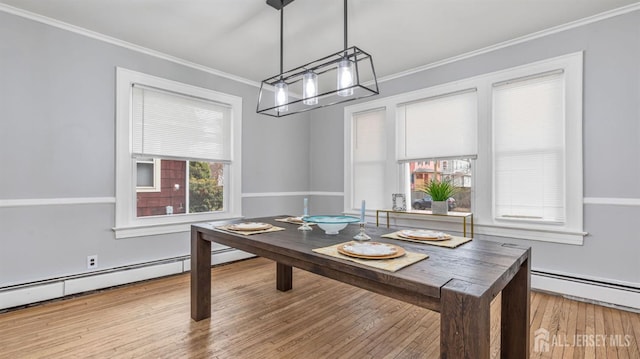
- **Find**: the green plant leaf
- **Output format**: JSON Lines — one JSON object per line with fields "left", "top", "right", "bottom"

{"left": 420, "top": 179, "right": 458, "bottom": 201}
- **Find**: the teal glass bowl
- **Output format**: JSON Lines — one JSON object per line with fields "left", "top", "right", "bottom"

{"left": 304, "top": 215, "right": 360, "bottom": 235}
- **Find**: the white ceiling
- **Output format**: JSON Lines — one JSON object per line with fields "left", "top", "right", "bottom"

{"left": 2, "top": 0, "right": 638, "bottom": 83}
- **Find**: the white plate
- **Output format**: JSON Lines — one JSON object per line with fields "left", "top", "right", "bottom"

{"left": 228, "top": 222, "right": 272, "bottom": 231}
{"left": 341, "top": 242, "right": 397, "bottom": 256}
{"left": 400, "top": 229, "right": 451, "bottom": 240}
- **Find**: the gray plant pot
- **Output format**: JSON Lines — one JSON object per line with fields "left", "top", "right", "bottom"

{"left": 432, "top": 201, "right": 448, "bottom": 215}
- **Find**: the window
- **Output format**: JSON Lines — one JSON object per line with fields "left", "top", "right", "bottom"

{"left": 396, "top": 89, "right": 477, "bottom": 161}
{"left": 396, "top": 89, "right": 477, "bottom": 214}
{"left": 136, "top": 158, "right": 161, "bottom": 192}
{"left": 492, "top": 71, "right": 565, "bottom": 223}
{"left": 345, "top": 52, "right": 583, "bottom": 244}
{"left": 480, "top": 52, "right": 583, "bottom": 244}
{"left": 115, "top": 68, "right": 242, "bottom": 238}
{"left": 406, "top": 159, "right": 472, "bottom": 213}
{"left": 351, "top": 108, "right": 387, "bottom": 210}
{"left": 135, "top": 159, "right": 224, "bottom": 217}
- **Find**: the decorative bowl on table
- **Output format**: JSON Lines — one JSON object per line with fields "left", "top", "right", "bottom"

{"left": 304, "top": 215, "right": 360, "bottom": 235}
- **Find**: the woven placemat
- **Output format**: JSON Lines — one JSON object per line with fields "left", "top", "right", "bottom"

{"left": 216, "top": 224, "right": 286, "bottom": 236}
{"left": 382, "top": 231, "right": 472, "bottom": 248}
{"left": 312, "top": 242, "right": 428, "bottom": 272}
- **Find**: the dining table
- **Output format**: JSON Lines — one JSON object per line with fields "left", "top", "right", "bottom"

{"left": 190, "top": 215, "right": 531, "bottom": 359}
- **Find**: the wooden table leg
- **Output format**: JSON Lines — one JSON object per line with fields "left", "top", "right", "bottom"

{"left": 191, "top": 229, "right": 211, "bottom": 321}
{"left": 441, "top": 279, "right": 491, "bottom": 359}
{"left": 276, "top": 262, "right": 292, "bottom": 291}
{"left": 501, "top": 255, "right": 531, "bottom": 359}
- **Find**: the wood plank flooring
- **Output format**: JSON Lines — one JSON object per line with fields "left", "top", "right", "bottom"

{"left": 1, "top": 257, "right": 638, "bottom": 358}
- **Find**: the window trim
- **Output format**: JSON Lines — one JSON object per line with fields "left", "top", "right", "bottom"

{"left": 114, "top": 68, "right": 242, "bottom": 239}
{"left": 344, "top": 52, "right": 585, "bottom": 244}
{"left": 482, "top": 52, "right": 583, "bottom": 240}
{"left": 344, "top": 102, "right": 398, "bottom": 213}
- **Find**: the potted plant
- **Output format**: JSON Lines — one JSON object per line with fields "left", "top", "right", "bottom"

{"left": 421, "top": 179, "right": 457, "bottom": 215}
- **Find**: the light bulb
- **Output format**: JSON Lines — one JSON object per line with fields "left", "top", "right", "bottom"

{"left": 274, "top": 81, "right": 288, "bottom": 112}
{"left": 337, "top": 58, "right": 354, "bottom": 97}
{"left": 303, "top": 71, "right": 318, "bottom": 105}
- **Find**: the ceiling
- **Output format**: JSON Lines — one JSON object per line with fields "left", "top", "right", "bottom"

{"left": 2, "top": 0, "right": 638, "bottom": 84}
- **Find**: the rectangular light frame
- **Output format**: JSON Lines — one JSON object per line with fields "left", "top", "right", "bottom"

{"left": 257, "top": 46, "right": 379, "bottom": 117}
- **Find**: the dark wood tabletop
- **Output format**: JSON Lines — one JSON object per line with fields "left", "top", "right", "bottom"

{"left": 191, "top": 215, "right": 531, "bottom": 359}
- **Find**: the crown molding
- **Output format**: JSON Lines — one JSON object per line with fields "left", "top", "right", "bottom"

{"left": 2, "top": 2, "right": 639, "bottom": 89}
{"left": 0, "top": 3, "right": 261, "bottom": 88}
{"left": 377, "top": 2, "right": 640, "bottom": 84}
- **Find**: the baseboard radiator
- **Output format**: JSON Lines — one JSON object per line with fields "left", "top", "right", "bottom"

{"left": 2, "top": 253, "right": 638, "bottom": 313}
{"left": 0, "top": 248, "right": 255, "bottom": 311}
{"left": 531, "top": 270, "right": 640, "bottom": 313}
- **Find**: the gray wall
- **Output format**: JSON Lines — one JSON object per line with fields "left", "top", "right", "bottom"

{"left": 1, "top": 8, "right": 638, "bottom": 290}
{"left": 309, "top": 10, "right": 640, "bottom": 286}
{"left": 0, "top": 11, "right": 309, "bottom": 286}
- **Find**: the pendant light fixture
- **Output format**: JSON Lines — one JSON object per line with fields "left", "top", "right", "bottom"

{"left": 257, "top": 0, "right": 379, "bottom": 117}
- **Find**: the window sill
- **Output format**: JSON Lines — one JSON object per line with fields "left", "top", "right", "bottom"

{"left": 113, "top": 214, "right": 243, "bottom": 239}
{"left": 474, "top": 223, "right": 586, "bottom": 245}
{"left": 355, "top": 210, "right": 586, "bottom": 245}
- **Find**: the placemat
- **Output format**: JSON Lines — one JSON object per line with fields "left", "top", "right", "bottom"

{"left": 216, "top": 224, "right": 286, "bottom": 235}
{"left": 274, "top": 218, "right": 316, "bottom": 225}
{"left": 382, "top": 231, "right": 472, "bottom": 248}
{"left": 312, "top": 242, "right": 428, "bottom": 272}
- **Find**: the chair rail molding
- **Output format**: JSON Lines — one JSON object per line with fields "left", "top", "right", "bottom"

{"left": 583, "top": 197, "right": 640, "bottom": 206}
{"left": 0, "top": 197, "right": 116, "bottom": 208}
{"left": 242, "top": 191, "right": 344, "bottom": 198}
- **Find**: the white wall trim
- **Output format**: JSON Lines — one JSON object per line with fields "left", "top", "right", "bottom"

{"left": 242, "top": 191, "right": 310, "bottom": 198}
{"left": 0, "top": 197, "right": 116, "bottom": 208}
{"left": 309, "top": 191, "right": 345, "bottom": 196}
{"left": 0, "top": 283, "right": 64, "bottom": 310}
{"left": 64, "top": 262, "right": 184, "bottom": 295}
{"left": 0, "top": 192, "right": 345, "bottom": 207}
{"left": 0, "top": 3, "right": 259, "bottom": 88}
{"left": 349, "top": 211, "right": 586, "bottom": 245}
{"left": 532, "top": 273, "right": 640, "bottom": 311}
{"left": 377, "top": 3, "right": 640, "bottom": 84}
{"left": 533, "top": 267, "right": 640, "bottom": 290}
{"left": 3, "top": 253, "right": 637, "bottom": 312}
{"left": 4, "top": 2, "right": 638, "bottom": 92}
{"left": 242, "top": 191, "right": 344, "bottom": 198}
{"left": 474, "top": 224, "right": 586, "bottom": 245}
{"left": 0, "top": 249, "right": 254, "bottom": 310}
{"left": 584, "top": 197, "right": 640, "bottom": 206}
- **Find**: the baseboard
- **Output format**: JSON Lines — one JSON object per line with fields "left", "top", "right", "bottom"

{"left": 0, "top": 249, "right": 255, "bottom": 310}
{"left": 0, "top": 282, "right": 65, "bottom": 310}
{"left": 3, "top": 253, "right": 637, "bottom": 313}
{"left": 532, "top": 272, "right": 640, "bottom": 312}
{"left": 64, "top": 261, "right": 184, "bottom": 295}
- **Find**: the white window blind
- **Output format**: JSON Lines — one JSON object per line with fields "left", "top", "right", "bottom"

{"left": 352, "top": 108, "right": 386, "bottom": 209}
{"left": 397, "top": 89, "right": 477, "bottom": 161}
{"left": 132, "top": 85, "right": 232, "bottom": 162}
{"left": 493, "top": 71, "right": 565, "bottom": 222}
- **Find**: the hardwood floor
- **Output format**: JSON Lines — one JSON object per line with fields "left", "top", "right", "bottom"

{"left": 1, "top": 257, "right": 638, "bottom": 358}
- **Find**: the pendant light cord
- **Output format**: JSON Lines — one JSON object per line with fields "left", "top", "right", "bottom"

{"left": 280, "top": 4, "right": 284, "bottom": 77}
{"left": 343, "top": 0, "right": 348, "bottom": 55}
